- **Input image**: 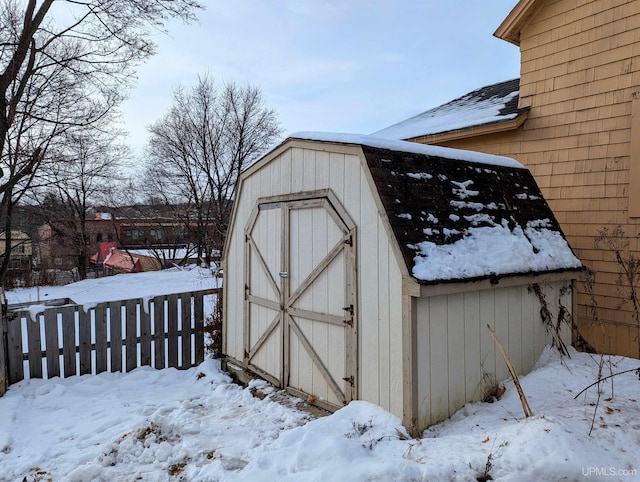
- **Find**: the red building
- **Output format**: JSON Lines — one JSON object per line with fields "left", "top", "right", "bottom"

{"left": 37, "top": 206, "right": 212, "bottom": 276}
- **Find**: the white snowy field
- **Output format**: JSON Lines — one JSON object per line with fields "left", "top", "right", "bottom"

{"left": 1, "top": 270, "right": 639, "bottom": 481}
{"left": 1, "top": 349, "right": 639, "bottom": 481}
{"left": 6, "top": 267, "right": 222, "bottom": 309}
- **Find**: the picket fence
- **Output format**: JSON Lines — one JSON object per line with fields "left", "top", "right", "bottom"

{"left": 0, "top": 288, "right": 219, "bottom": 396}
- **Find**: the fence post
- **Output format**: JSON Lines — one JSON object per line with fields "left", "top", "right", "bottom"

{"left": 194, "top": 291, "right": 205, "bottom": 364}
{"left": 0, "top": 289, "right": 9, "bottom": 396}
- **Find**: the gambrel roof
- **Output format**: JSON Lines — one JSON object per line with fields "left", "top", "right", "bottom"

{"left": 288, "top": 133, "right": 582, "bottom": 284}
{"left": 372, "top": 79, "right": 528, "bottom": 142}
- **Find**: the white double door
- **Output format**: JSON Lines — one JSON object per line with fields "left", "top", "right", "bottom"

{"left": 244, "top": 195, "right": 356, "bottom": 408}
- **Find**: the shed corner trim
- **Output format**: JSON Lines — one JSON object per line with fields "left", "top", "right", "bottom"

{"left": 402, "top": 276, "right": 421, "bottom": 297}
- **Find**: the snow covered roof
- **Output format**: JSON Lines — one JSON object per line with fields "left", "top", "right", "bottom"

{"left": 289, "top": 132, "right": 524, "bottom": 169}
{"left": 372, "top": 79, "right": 528, "bottom": 141}
{"left": 288, "top": 133, "right": 582, "bottom": 284}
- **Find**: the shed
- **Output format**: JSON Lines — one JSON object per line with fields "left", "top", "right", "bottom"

{"left": 222, "top": 132, "right": 582, "bottom": 435}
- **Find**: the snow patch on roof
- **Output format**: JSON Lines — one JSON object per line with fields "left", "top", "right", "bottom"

{"left": 411, "top": 221, "right": 582, "bottom": 282}
{"left": 288, "top": 131, "right": 524, "bottom": 169}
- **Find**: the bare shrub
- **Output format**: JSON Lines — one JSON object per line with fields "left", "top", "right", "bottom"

{"left": 204, "top": 292, "right": 223, "bottom": 358}
{"left": 594, "top": 226, "right": 640, "bottom": 356}
{"left": 527, "top": 283, "right": 572, "bottom": 357}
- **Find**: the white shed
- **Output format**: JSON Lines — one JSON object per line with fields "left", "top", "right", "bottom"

{"left": 222, "top": 132, "right": 582, "bottom": 435}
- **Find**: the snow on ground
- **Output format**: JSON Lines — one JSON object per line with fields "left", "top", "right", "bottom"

{"left": 0, "top": 348, "right": 638, "bottom": 481}
{"left": 6, "top": 266, "right": 221, "bottom": 309}
{"left": 1, "top": 271, "right": 639, "bottom": 481}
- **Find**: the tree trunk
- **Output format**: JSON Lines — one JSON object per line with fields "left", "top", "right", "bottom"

{"left": 0, "top": 197, "right": 15, "bottom": 284}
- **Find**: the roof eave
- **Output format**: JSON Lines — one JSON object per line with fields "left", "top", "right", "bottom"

{"left": 417, "top": 267, "right": 584, "bottom": 298}
{"left": 494, "top": 0, "right": 542, "bottom": 46}
{"left": 405, "top": 109, "right": 529, "bottom": 144}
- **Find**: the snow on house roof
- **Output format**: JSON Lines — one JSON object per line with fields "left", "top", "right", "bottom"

{"left": 372, "top": 78, "right": 527, "bottom": 141}
{"left": 287, "top": 133, "right": 582, "bottom": 284}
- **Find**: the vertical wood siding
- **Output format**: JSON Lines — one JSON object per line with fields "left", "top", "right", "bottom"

{"left": 224, "top": 146, "right": 406, "bottom": 416}
{"left": 415, "top": 280, "right": 572, "bottom": 430}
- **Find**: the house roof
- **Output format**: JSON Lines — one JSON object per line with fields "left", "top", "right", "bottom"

{"left": 372, "top": 79, "right": 528, "bottom": 142}
{"left": 96, "top": 204, "right": 193, "bottom": 221}
{"left": 0, "top": 230, "right": 30, "bottom": 240}
{"left": 494, "top": 0, "right": 543, "bottom": 46}
{"left": 288, "top": 132, "right": 582, "bottom": 284}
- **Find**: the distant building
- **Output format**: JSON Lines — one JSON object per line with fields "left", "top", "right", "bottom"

{"left": 38, "top": 219, "right": 117, "bottom": 271}
{"left": 0, "top": 230, "right": 34, "bottom": 285}
{"left": 37, "top": 206, "right": 215, "bottom": 276}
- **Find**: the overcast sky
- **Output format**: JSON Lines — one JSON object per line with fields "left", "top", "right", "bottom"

{"left": 120, "top": 1, "right": 521, "bottom": 158}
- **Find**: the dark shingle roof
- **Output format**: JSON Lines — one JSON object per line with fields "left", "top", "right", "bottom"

{"left": 362, "top": 145, "right": 581, "bottom": 283}
{"left": 287, "top": 133, "right": 582, "bottom": 284}
{"left": 372, "top": 79, "right": 528, "bottom": 141}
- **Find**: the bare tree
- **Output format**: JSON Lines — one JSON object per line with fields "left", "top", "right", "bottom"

{"left": 0, "top": 0, "right": 203, "bottom": 280}
{"left": 145, "top": 75, "right": 282, "bottom": 264}
{"left": 29, "top": 127, "right": 127, "bottom": 279}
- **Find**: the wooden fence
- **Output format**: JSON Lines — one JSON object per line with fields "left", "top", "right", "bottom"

{"left": 0, "top": 290, "right": 7, "bottom": 396}
{"left": 0, "top": 288, "right": 219, "bottom": 396}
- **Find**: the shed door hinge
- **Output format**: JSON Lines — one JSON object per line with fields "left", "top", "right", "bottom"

{"left": 343, "top": 304, "right": 354, "bottom": 327}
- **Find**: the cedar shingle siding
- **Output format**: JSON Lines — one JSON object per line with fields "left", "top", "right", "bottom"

{"left": 376, "top": 0, "right": 640, "bottom": 357}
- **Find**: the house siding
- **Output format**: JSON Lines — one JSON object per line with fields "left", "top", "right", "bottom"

{"left": 431, "top": 0, "right": 640, "bottom": 357}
